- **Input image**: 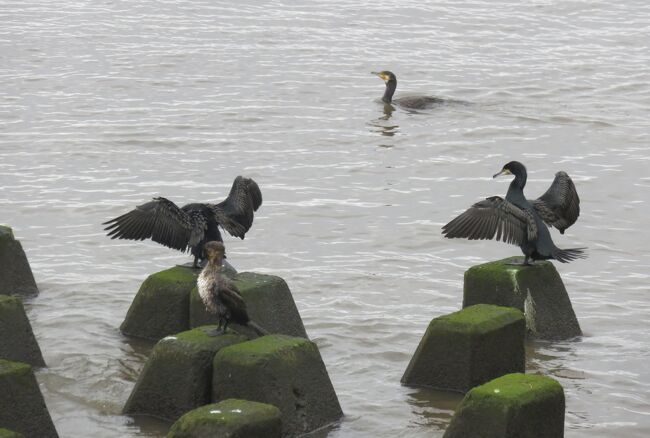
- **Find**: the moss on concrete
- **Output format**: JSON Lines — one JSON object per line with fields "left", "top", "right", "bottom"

{"left": 463, "top": 257, "right": 581, "bottom": 340}
{"left": 443, "top": 373, "right": 565, "bottom": 438}
{"left": 0, "top": 226, "right": 38, "bottom": 297}
{"left": 0, "top": 295, "right": 45, "bottom": 367}
{"left": 120, "top": 266, "right": 198, "bottom": 341}
{"left": 402, "top": 304, "right": 525, "bottom": 393}
{"left": 190, "top": 272, "right": 308, "bottom": 338}
{"left": 167, "top": 399, "right": 281, "bottom": 438}
{"left": 213, "top": 335, "right": 342, "bottom": 436}
{"left": 124, "top": 326, "right": 247, "bottom": 421}
{"left": 0, "top": 359, "right": 58, "bottom": 438}
{"left": 0, "top": 428, "right": 24, "bottom": 438}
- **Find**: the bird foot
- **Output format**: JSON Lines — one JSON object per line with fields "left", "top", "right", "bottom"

{"left": 205, "top": 327, "right": 226, "bottom": 337}
{"left": 506, "top": 257, "right": 534, "bottom": 266}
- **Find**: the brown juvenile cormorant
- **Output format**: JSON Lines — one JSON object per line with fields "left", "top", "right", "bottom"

{"left": 103, "top": 176, "right": 262, "bottom": 268}
{"left": 372, "top": 70, "right": 445, "bottom": 109}
{"left": 197, "top": 241, "right": 267, "bottom": 335}
{"left": 442, "top": 161, "right": 585, "bottom": 265}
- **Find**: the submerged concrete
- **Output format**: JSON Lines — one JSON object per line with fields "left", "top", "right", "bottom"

{"left": 402, "top": 304, "right": 525, "bottom": 393}
{"left": 463, "top": 257, "right": 582, "bottom": 340}
{"left": 0, "top": 226, "right": 38, "bottom": 297}
{"left": 212, "top": 335, "right": 342, "bottom": 437}
{"left": 124, "top": 326, "right": 246, "bottom": 422}
{"left": 0, "top": 295, "right": 45, "bottom": 367}
{"left": 443, "top": 373, "right": 565, "bottom": 438}
{"left": 167, "top": 399, "right": 281, "bottom": 438}
{"left": 0, "top": 359, "right": 58, "bottom": 438}
{"left": 190, "top": 272, "right": 308, "bottom": 338}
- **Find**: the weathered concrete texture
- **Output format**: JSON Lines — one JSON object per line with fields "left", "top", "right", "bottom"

{"left": 0, "top": 226, "right": 38, "bottom": 297}
{"left": 120, "top": 266, "right": 198, "bottom": 341}
{"left": 0, "top": 295, "right": 45, "bottom": 367}
{"left": 463, "top": 257, "right": 582, "bottom": 340}
{"left": 167, "top": 399, "right": 281, "bottom": 438}
{"left": 0, "top": 429, "right": 24, "bottom": 438}
{"left": 402, "top": 304, "right": 525, "bottom": 393}
{"left": 212, "top": 335, "right": 342, "bottom": 437}
{"left": 124, "top": 326, "right": 247, "bottom": 422}
{"left": 443, "top": 373, "right": 565, "bottom": 438}
{"left": 0, "top": 359, "right": 58, "bottom": 438}
{"left": 190, "top": 272, "right": 308, "bottom": 339}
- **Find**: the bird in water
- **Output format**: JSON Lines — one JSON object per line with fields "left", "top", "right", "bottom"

{"left": 442, "top": 161, "right": 585, "bottom": 265}
{"left": 197, "top": 241, "right": 267, "bottom": 336}
{"left": 372, "top": 70, "right": 445, "bottom": 110}
{"left": 103, "top": 176, "right": 262, "bottom": 268}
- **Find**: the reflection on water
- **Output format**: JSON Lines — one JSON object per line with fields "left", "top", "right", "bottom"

{"left": 405, "top": 387, "right": 462, "bottom": 431}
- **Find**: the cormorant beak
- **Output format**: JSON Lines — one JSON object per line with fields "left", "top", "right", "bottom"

{"left": 371, "top": 71, "right": 387, "bottom": 81}
{"left": 493, "top": 168, "right": 512, "bottom": 178}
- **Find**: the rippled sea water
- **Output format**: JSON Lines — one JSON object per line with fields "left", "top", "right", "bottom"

{"left": 2, "top": 1, "right": 650, "bottom": 436}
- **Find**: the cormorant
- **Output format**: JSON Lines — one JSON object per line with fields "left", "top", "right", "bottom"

{"left": 442, "top": 161, "right": 585, "bottom": 265}
{"left": 103, "top": 176, "right": 262, "bottom": 268}
{"left": 197, "top": 241, "right": 267, "bottom": 335}
{"left": 372, "top": 70, "right": 445, "bottom": 110}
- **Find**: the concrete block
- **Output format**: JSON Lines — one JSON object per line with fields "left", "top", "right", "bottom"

{"left": 443, "top": 373, "right": 565, "bottom": 438}
{"left": 167, "top": 399, "right": 281, "bottom": 438}
{"left": 0, "top": 226, "right": 38, "bottom": 297}
{"left": 0, "top": 295, "right": 45, "bottom": 367}
{"left": 402, "top": 304, "right": 525, "bottom": 393}
{"left": 124, "top": 326, "right": 246, "bottom": 421}
{"left": 212, "top": 335, "right": 342, "bottom": 437}
{"left": 463, "top": 257, "right": 582, "bottom": 340}
{"left": 0, "top": 429, "right": 24, "bottom": 438}
{"left": 0, "top": 359, "right": 58, "bottom": 438}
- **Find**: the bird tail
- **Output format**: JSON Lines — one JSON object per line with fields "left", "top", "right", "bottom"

{"left": 247, "top": 321, "right": 269, "bottom": 336}
{"left": 552, "top": 247, "right": 587, "bottom": 263}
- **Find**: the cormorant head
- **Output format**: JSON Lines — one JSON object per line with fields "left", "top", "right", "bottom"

{"left": 372, "top": 71, "right": 397, "bottom": 83}
{"left": 493, "top": 161, "right": 527, "bottom": 179}
{"left": 204, "top": 241, "right": 225, "bottom": 265}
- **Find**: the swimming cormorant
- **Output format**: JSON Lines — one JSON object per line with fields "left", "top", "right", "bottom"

{"left": 197, "top": 241, "right": 267, "bottom": 335}
{"left": 442, "top": 161, "right": 585, "bottom": 265}
{"left": 372, "top": 70, "right": 445, "bottom": 110}
{"left": 103, "top": 176, "right": 262, "bottom": 268}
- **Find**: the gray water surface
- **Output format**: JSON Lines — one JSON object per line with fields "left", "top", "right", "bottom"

{"left": 2, "top": 1, "right": 650, "bottom": 436}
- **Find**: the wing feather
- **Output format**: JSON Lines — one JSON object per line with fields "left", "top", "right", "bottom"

{"left": 209, "top": 176, "right": 263, "bottom": 239}
{"left": 533, "top": 171, "right": 580, "bottom": 234}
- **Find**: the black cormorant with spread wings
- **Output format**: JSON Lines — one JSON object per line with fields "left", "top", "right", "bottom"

{"left": 103, "top": 176, "right": 262, "bottom": 268}
{"left": 442, "top": 161, "right": 585, "bottom": 265}
{"left": 372, "top": 70, "right": 445, "bottom": 110}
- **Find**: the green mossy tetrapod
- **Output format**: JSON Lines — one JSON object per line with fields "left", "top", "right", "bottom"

{"left": 443, "top": 373, "right": 565, "bottom": 438}
{"left": 0, "top": 295, "right": 45, "bottom": 367}
{"left": 0, "top": 428, "right": 24, "bottom": 438}
{"left": 212, "top": 335, "right": 342, "bottom": 437}
{"left": 190, "top": 272, "right": 308, "bottom": 338}
{"left": 402, "top": 304, "right": 525, "bottom": 393}
{"left": 0, "top": 226, "right": 38, "bottom": 296}
{"left": 463, "top": 257, "right": 581, "bottom": 340}
{"left": 0, "top": 359, "right": 58, "bottom": 438}
{"left": 167, "top": 399, "right": 281, "bottom": 438}
{"left": 124, "top": 326, "right": 247, "bottom": 421}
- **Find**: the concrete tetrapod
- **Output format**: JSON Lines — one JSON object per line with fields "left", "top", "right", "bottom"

{"left": 402, "top": 304, "right": 525, "bottom": 393}
{"left": 167, "top": 399, "right": 282, "bottom": 438}
{"left": 0, "top": 295, "right": 45, "bottom": 367}
{"left": 0, "top": 226, "right": 38, "bottom": 297}
{"left": 124, "top": 326, "right": 247, "bottom": 422}
{"left": 463, "top": 257, "right": 581, "bottom": 340}
{"left": 443, "top": 373, "right": 565, "bottom": 438}
{"left": 189, "top": 272, "right": 308, "bottom": 338}
{"left": 0, "top": 359, "right": 58, "bottom": 438}
{"left": 212, "top": 335, "right": 342, "bottom": 437}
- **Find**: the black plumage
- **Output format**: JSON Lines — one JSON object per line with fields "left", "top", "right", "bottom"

{"left": 103, "top": 176, "right": 262, "bottom": 268}
{"left": 442, "top": 161, "right": 585, "bottom": 265}
{"left": 372, "top": 70, "right": 445, "bottom": 110}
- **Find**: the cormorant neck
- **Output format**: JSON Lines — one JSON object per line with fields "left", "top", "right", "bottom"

{"left": 382, "top": 79, "right": 396, "bottom": 103}
{"left": 507, "top": 170, "right": 527, "bottom": 197}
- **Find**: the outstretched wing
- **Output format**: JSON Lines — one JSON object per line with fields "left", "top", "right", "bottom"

{"left": 209, "top": 176, "right": 263, "bottom": 239}
{"left": 532, "top": 171, "right": 580, "bottom": 234}
{"left": 103, "top": 197, "right": 205, "bottom": 252}
{"left": 442, "top": 196, "right": 537, "bottom": 245}
{"left": 219, "top": 280, "right": 249, "bottom": 324}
